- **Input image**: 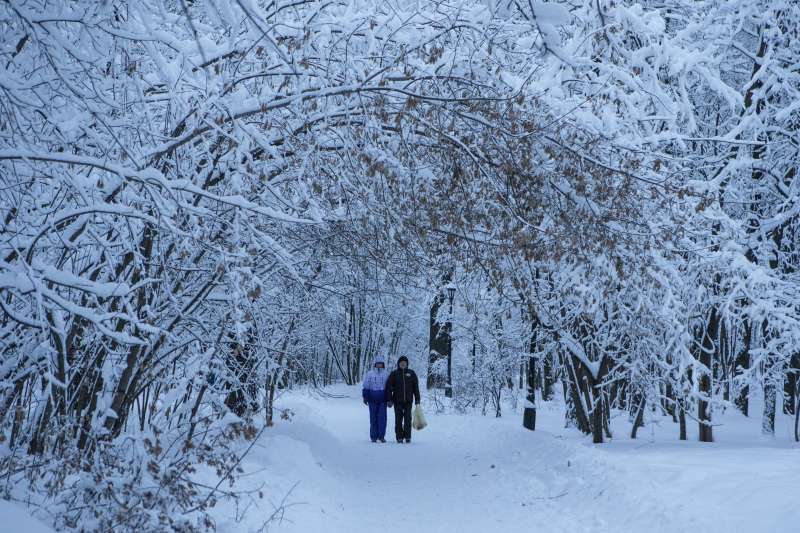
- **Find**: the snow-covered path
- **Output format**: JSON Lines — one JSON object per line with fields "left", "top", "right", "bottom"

{"left": 267, "top": 391, "right": 599, "bottom": 533}
{"left": 213, "top": 387, "right": 800, "bottom": 533}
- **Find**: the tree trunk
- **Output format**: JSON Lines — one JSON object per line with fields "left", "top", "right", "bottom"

{"left": 734, "top": 319, "right": 751, "bottom": 416}
{"left": 523, "top": 314, "right": 540, "bottom": 431}
{"left": 664, "top": 382, "right": 677, "bottom": 421}
{"left": 563, "top": 356, "right": 591, "bottom": 434}
{"left": 589, "top": 358, "right": 611, "bottom": 444}
{"left": 603, "top": 398, "right": 613, "bottom": 439}
{"left": 542, "top": 355, "right": 555, "bottom": 401}
{"left": 698, "top": 308, "right": 719, "bottom": 443}
{"left": 795, "top": 387, "right": 799, "bottom": 442}
{"left": 591, "top": 390, "right": 604, "bottom": 444}
{"left": 762, "top": 378, "right": 776, "bottom": 435}
{"left": 719, "top": 319, "right": 731, "bottom": 402}
{"left": 783, "top": 354, "right": 799, "bottom": 415}
{"left": 523, "top": 356, "right": 536, "bottom": 431}
{"left": 679, "top": 398, "right": 687, "bottom": 441}
{"left": 630, "top": 394, "right": 646, "bottom": 439}
{"left": 563, "top": 376, "right": 575, "bottom": 428}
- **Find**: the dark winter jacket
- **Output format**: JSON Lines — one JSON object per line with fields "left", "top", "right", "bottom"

{"left": 385, "top": 356, "right": 421, "bottom": 405}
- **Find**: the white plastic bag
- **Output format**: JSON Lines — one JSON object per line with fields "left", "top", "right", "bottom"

{"left": 412, "top": 404, "right": 427, "bottom": 430}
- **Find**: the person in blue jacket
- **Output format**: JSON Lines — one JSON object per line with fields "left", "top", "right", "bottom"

{"left": 362, "top": 354, "right": 389, "bottom": 443}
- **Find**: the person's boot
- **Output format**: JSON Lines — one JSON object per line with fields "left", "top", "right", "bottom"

{"left": 405, "top": 438, "right": 411, "bottom": 443}
{"left": 378, "top": 438, "right": 386, "bottom": 443}
{"left": 371, "top": 439, "right": 377, "bottom": 443}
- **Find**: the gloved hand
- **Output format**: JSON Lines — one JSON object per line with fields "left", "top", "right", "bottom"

{"left": 363, "top": 399, "right": 368, "bottom": 405}
{"left": 387, "top": 402, "right": 393, "bottom": 408}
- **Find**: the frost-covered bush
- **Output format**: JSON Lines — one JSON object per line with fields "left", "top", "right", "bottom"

{"left": 2, "top": 414, "right": 258, "bottom": 532}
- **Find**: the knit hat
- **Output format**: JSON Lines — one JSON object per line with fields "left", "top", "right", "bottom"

{"left": 373, "top": 354, "right": 386, "bottom": 367}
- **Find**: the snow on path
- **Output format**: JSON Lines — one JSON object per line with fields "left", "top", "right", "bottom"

{"left": 213, "top": 387, "right": 799, "bottom": 533}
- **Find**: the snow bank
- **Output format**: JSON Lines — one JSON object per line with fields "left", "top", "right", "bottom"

{"left": 0, "top": 500, "right": 55, "bottom": 533}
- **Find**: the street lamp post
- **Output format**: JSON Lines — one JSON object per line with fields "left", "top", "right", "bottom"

{"left": 445, "top": 284, "right": 455, "bottom": 398}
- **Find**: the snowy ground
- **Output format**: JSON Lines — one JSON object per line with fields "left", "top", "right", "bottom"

{"left": 3, "top": 386, "right": 797, "bottom": 532}
{"left": 212, "top": 386, "right": 800, "bottom": 533}
{"left": 0, "top": 498, "right": 56, "bottom": 533}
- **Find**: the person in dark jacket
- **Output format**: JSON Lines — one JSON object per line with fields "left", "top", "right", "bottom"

{"left": 384, "top": 355, "right": 421, "bottom": 443}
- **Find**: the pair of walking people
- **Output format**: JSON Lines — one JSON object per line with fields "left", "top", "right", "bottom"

{"left": 361, "top": 355, "right": 421, "bottom": 443}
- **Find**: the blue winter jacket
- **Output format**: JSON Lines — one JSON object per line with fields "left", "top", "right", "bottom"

{"left": 362, "top": 355, "right": 389, "bottom": 403}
